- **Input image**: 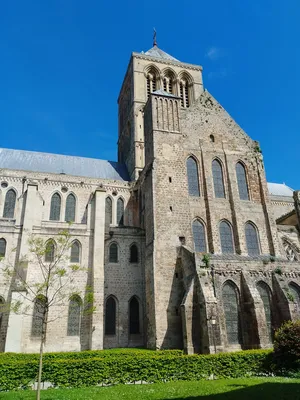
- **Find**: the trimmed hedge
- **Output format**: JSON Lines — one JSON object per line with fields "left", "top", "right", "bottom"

{"left": 0, "top": 349, "right": 274, "bottom": 391}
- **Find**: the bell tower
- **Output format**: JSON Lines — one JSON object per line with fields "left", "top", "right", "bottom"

{"left": 118, "top": 40, "right": 204, "bottom": 181}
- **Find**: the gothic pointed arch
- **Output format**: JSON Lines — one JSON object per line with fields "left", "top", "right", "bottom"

{"left": 162, "top": 68, "right": 176, "bottom": 94}
{"left": 288, "top": 282, "right": 300, "bottom": 314}
{"left": 67, "top": 295, "right": 82, "bottom": 336}
{"left": 245, "top": 222, "right": 260, "bottom": 256}
{"left": 3, "top": 189, "right": 16, "bottom": 218}
{"left": 70, "top": 240, "right": 81, "bottom": 263}
{"left": 186, "top": 156, "right": 200, "bottom": 196}
{"left": 257, "top": 281, "right": 273, "bottom": 342}
{"left": 65, "top": 193, "right": 76, "bottom": 222}
{"left": 45, "top": 239, "right": 56, "bottom": 263}
{"left": 129, "top": 243, "right": 139, "bottom": 263}
{"left": 109, "top": 242, "right": 118, "bottom": 263}
{"left": 219, "top": 220, "right": 234, "bottom": 254}
{"left": 50, "top": 192, "right": 61, "bottom": 221}
{"left": 117, "top": 197, "right": 124, "bottom": 226}
{"left": 31, "top": 295, "right": 47, "bottom": 337}
{"left": 212, "top": 159, "right": 225, "bottom": 198}
{"left": 178, "top": 71, "right": 193, "bottom": 108}
{"left": 222, "top": 281, "right": 242, "bottom": 345}
{"left": 145, "top": 65, "right": 160, "bottom": 97}
{"left": 129, "top": 296, "right": 140, "bottom": 334}
{"left": 236, "top": 162, "right": 249, "bottom": 200}
{"left": 105, "top": 196, "right": 113, "bottom": 228}
{"left": 192, "top": 219, "right": 207, "bottom": 253}
{"left": 105, "top": 295, "right": 117, "bottom": 335}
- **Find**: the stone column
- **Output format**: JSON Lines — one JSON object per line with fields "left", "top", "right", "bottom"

{"left": 90, "top": 188, "right": 106, "bottom": 349}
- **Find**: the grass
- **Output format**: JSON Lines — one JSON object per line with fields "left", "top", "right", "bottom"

{"left": 1, "top": 378, "right": 300, "bottom": 400}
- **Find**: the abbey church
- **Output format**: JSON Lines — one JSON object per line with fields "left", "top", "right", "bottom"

{"left": 0, "top": 43, "right": 300, "bottom": 354}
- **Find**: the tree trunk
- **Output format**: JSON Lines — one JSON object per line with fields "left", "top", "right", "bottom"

{"left": 36, "top": 313, "right": 46, "bottom": 400}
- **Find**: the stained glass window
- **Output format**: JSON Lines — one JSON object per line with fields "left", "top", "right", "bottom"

{"left": 109, "top": 243, "right": 118, "bottom": 263}
{"left": 45, "top": 240, "right": 55, "bottom": 262}
{"left": 67, "top": 296, "right": 81, "bottom": 336}
{"left": 192, "top": 220, "right": 206, "bottom": 252}
{"left": 186, "top": 157, "right": 200, "bottom": 197}
{"left": 245, "top": 222, "right": 260, "bottom": 256}
{"left": 50, "top": 193, "right": 61, "bottom": 221}
{"left": 236, "top": 162, "right": 249, "bottom": 200}
{"left": 3, "top": 189, "right": 16, "bottom": 218}
{"left": 212, "top": 160, "right": 225, "bottom": 198}
{"left": 31, "top": 296, "right": 47, "bottom": 337}
{"left": 105, "top": 296, "right": 116, "bottom": 335}
{"left": 222, "top": 282, "right": 241, "bottom": 344}
{"left": 65, "top": 194, "right": 76, "bottom": 222}
{"left": 70, "top": 241, "right": 80, "bottom": 263}
{"left": 0, "top": 238, "right": 6, "bottom": 258}
{"left": 129, "top": 297, "right": 140, "bottom": 334}
{"left": 257, "top": 281, "right": 273, "bottom": 342}
{"left": 219, "top": 221, "right": 234, "bottom": 254}
{"left": 117, "top": 198, "right": 124, "bottom": 226}
{"left": 130, "top": 244, "right": 138, "bottom": 263}
{"left": 105, "top": 197, "right": 113, "bottom": 228}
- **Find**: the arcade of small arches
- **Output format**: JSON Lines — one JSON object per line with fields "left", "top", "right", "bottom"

{"left": 145, "top": 66, "right": 193, "bottom": 108}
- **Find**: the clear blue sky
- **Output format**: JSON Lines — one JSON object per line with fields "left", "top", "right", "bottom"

{"left": 0, "top": 1, "right": 299, "bottom": 187}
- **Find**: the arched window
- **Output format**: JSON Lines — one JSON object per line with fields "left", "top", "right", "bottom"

{"left": 117, "top": 198, "right": 124, "bottom": 226}
{"left": 162, "top": 70, "right": 175, "bottom": 94}
{"left": 65, "top": 193, "right": 76, "bottom": 222}
{"left": 283, "top": 240, "right": 298, "bottom": 261}
{"left": 236, "top": 162, "right": 249, "bottom": 200}
{"left": 288, "top": 283, "right": 300, "bottom": 313}
{"left": 186, "top": 157, "right": 200, "bottom": 197}
{"left": 67, "top": 295, "right": 82, "bottom": 336}
{"left": 222, "top": 281, "right": 242, "bottom": 345}
{"left": 109, "top": 243, "right": 118, "bottom": 263}
{"left": 105, "top": 197, "right": 113, "bottom": 228}
{"left": 105, "top": 296, "right": 116, "bottom": 335}
{"left": 257, "top": 281, "right": 273, "bottom": 342}
{"left": 31, "top": 296, "right": 47, "bottom": 337}
{"left": 50, "top": 193, "right": 61, "bottom": 221}
{"left": 192, "top": 220, "right": 207, "bottom": 253}
{"left": 45, "top": 240, "right": 55, "bottom": 263}
{"left": 0, "top": 238, "right": 6, "bottom": 258}
{"left": 179, "top": 76, "right": 190, "bottom": 108}
{"left": 130, "top": 244, "right": 138, "bottom": 263}
{"left": 3, "top": 189, "right": 16, "bottom": 218}
{"left": 129, "top": 297, "right": 140, "bottom": 334}
{"left": 146, "top": 70, "right": 157, "bottom": 97}
{"left": 245, "top": 222, "right": 260, "bottom": 256}
{"left": 212, "top": 159, "right": 225, "bottom": 198}
{"left": 219, "top": 221, "right": 234, "bottom": 254}
{"left": 70, "top": 241, "right": 80, "bottom": 263}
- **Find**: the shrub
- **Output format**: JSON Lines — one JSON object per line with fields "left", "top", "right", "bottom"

{"left": 274, "top": 320, "right": 300, "bottom": 370}
{"left": 0, "top": 349, "right": 273, "bottom": 391}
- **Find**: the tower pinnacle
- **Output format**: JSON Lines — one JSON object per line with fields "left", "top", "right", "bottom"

{"left": 153, "top": 28, "right": 157, "bottom": 47}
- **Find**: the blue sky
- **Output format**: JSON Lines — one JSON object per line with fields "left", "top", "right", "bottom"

{"left": 0, "top": 0, "right": 299, "bottom": 187}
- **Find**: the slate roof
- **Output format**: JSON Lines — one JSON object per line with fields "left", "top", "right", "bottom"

{"left": 144, "top": 45, "right": 179, "bottom": 61}
{"left": 0, "top": 148, "right": 130, "bottom": 182}
{"left": 267, "top": 182, "right": 294, "bottom": 197}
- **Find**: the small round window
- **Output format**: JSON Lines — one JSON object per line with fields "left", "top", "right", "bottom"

{"left": 61, "top": 186, "right": 68, "bottom": 193}
{"left": 1, "top": 182, "right": 8, "bottom": 188}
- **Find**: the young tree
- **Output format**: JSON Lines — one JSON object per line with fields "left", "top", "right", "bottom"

{"left": 2, "top": 229, "right": 94, "bottom": 400}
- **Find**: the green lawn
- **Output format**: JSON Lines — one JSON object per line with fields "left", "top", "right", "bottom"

{"left": 1, "top": 378, "right": 300, "bottom": 400}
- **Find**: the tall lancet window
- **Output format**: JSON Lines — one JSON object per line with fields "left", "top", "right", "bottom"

{"left": 212, "top": 159, "right": 225, "bottom": 198}
{"left": 146, "top": 70, "right": 157, "bottom": 97}
{"left": 65, "top": 193, "right": 76, "bottom": 222}
{"left": 50, "top": 193, "right": 61, "bottom": 221}
{"left": 3, "top": 189, "right": 16, "bottom": 218}
{"left": 186, "top": 157, "right": 200, "bottom": 196}
{"left": 236, "top": 162, "right": 249, "bottom": 200}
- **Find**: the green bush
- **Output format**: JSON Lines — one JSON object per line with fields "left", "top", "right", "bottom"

{"left": 274, "top": 320, "right": 300, "bottom": 370}
{"left": 0, "top": 349, "right": 274, "bottom": 391}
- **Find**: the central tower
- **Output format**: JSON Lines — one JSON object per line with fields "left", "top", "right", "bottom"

{"left": 117, "top": 42, "right": 204, "bottom": 180}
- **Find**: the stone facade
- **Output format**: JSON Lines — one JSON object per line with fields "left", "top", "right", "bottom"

{"left": 0, "top": 44, "right": 299, "bottom": 353}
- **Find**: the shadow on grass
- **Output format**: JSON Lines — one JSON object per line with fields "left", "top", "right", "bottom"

{"left": 163, "top": 383, "right": 300, "bottom": 400}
